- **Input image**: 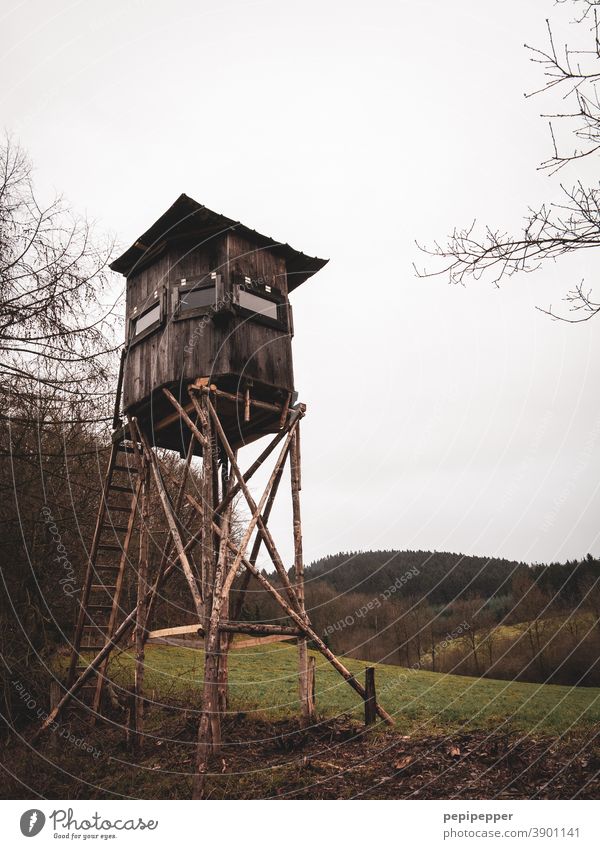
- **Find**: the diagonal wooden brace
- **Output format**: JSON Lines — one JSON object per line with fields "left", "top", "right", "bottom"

{"left": 133, "top": 420, "right": 204, "bottom": 619}
{"left": 199, "top": 392, "right": 305, "bottom": 615}
{"left": 211, "top": 523, "right": 395, "bottom": 727}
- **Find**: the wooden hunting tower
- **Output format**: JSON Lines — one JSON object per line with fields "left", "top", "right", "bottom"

{"left": 110, "top": 193, "right": 327, "bottom": 451}
{"left": 36, "top": 195, "right": 393, "bottom": 797}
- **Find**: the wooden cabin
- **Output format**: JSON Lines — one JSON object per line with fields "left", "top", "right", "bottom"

{"left": 110, "top": 194, "right": 327, "bottom": 451}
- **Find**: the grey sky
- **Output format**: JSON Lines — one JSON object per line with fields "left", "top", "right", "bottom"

{"left": 2, "top": 0, "right": 599, "bottom": 567}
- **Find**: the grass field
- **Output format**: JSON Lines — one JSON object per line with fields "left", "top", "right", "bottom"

{"left": 6, "top": 642, "right": 599, "bottom": 799}
{"left": 95, "top": 641, "right": 600, "bottom": 737}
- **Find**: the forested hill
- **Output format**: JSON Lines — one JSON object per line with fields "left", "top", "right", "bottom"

{"left": 304, "top": 550, "right": 528, "bottom": 604}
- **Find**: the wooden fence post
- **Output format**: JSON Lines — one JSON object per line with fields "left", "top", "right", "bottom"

{"left": 306, "top": 656, "right": 316, "bottom": 724}
{"left": 364, "top": 667, "right": 376, "bottom": 726}
{"left": 49, "top": 680, "right": 61, "bottom": 712}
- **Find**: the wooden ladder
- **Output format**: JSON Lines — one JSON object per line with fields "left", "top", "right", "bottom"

{"left": 66, "top": 434, "right": 143, "bottom": 715}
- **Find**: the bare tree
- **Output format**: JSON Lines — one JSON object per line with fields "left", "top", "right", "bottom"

{"left": 418, "top": 0, "right": 600, "bottom": 322}
{"left": 0, "top": 135, "right": 121, "bottom": 412}
{"left": 0, "top": 136, "right": 123, "bottom": 732}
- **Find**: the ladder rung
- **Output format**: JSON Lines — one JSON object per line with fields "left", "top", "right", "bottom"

{"left": 97, "top": 544, "right": 123, "bottom": 551}
{"left": 88, "top": 603, "right": 113, "bottom": 610}
{"left": 91, "top": 584, "right": 117, "bottom": 591}
{"left": 117, "top": 444, "right": 137, "bottom": 454}
{"left": 108, "top": 484, "right": 134, "bottom": 493}
{"left": 106, "top": 504, "right": 133, "bottom": 513}
{"left": 95, "top": 564, "right": 121, "bottom": 571}
{"left": 101, "top": 525, "right": 129, "bottom": 533}
{"left": 113, "top": 464, "right": 137, "bottom": 473}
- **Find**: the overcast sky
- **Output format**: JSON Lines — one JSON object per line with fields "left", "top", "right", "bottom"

{"left": 3, "top": 0, "right": 600, "bottom": 568}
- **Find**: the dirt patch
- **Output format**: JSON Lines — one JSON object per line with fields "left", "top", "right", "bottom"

{"left": 202, "top": 715, "right": 600, "bottom": 799}
{"left": 4, "top": 713, "right": 599, "bottom": 799}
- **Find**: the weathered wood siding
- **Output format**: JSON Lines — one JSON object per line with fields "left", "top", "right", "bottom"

{"left": 226, "top": 232, "right": 288, "bottom": 294}
{"left": 122, "top": 236, "right": 294, "bottom": 413}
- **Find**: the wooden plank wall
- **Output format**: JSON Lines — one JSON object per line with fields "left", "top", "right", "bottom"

{"left": 122, "top": 235, "right": 295, "bottom": 412}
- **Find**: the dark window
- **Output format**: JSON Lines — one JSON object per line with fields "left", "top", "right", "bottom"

{"left": 132, "top": 301, "right": 161, "bottom": 337}
{"left": 179, "top": 286, "right": 216, "bottom": 312}
{"left": 174, "top": 274, "right": 221, "bottom": 319}
{"left": 234, "top": 282, "right": 286, "bottom": 328}
{"left": 238, "top": 289, "right": 279, "bottom": 321}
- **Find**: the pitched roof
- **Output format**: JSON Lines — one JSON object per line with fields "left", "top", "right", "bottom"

{"left": 110, "top": 193, "right": 328, "bottom": 291}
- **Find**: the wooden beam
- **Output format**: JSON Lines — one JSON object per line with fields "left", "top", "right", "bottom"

{"left": 233, "top": 634, "right": 295, "bottom": 650}
{"left": 154, "top": 400, "right": 196, "bottom": 433}
{"left": 189, "top": 380, "right": 284, "bottom": 415}
{"left": 147, "top": 624, "right": 204, "bottom": 640}
{"left": 214, "top": 406, "right": 304, "bottom": 516}
{"left": 220, "top": 622, "right": 302, "bottom": 636}
{"left": 147, "top": 622, "right": 302, "bottom": 639}
{"left": 134, "top": 421, "right": 204, "bottom": 620}
{"left": 202, "top": 393, "right": 304, "bottom": 614}
{"left": 215, "top": 528, "right": 395, "bottom": 727}
{"left": 162, "top": 388, "right": 208, "bottom": 447}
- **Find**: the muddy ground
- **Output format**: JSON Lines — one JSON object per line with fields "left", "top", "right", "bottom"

{"left": 3, "top": 712, "right": 600, "bottom": 799}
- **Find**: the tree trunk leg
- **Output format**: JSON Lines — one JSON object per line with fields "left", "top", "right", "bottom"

{"left": 133, "top": 463, "right": 150, "bottom": 755}
{"left": 290, "top": 427, "right": 312, "bottom": 726}
{"left": 217, "top": 606, "right": 229, "bottom": 715}
{"left": 217, "top": 453, "right": 231, "bottom": 715}
{"left": 194, "top": 414, "right": 231, "bottom": 798}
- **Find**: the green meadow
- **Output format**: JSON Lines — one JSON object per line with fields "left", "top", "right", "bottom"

{"left": 84, "top": 641, "right": 600, "bottom": 737}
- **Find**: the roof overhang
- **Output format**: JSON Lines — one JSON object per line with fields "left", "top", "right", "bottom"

{"left": 110, "top": 193, "right": 328, "bottom": 291}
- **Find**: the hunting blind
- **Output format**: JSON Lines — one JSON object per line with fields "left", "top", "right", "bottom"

{"left": 114, "top": 193, "right": 326, "bottom": 451}
{"left": 33, "top": 194, "right": 393, "bottom": 796}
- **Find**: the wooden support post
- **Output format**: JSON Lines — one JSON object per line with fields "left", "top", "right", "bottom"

{"left": 133, "top": 463, "right": 150, "bottom": 754}
{"left": 49, "top": 681, "right": 61, "bottom": 712}
{"left": 307, "top": 656, "right": 316, "bottom": 722}
{"left": 217, "top": 457, "right": 230, "bottom": 715}
{"left": 291, "top": 426, "right": 311, "bottom": 726}
{"left": 194, "top": 480, "right": 233, "bottom": 797}
{"left": 279, "top": 391, "right": 291, "bottom": 429}
{"left": 364, "top": 667, "right": 377, "bottom": 726}
{"left": 199, "top": 394, "right": 216, "bottom": 624}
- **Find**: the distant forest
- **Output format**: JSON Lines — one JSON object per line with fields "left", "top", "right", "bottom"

{"left": 234, "top": 549, "right": 600, "bottom": 689}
